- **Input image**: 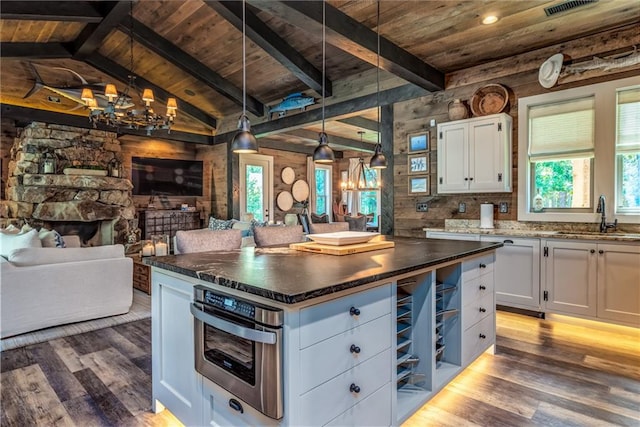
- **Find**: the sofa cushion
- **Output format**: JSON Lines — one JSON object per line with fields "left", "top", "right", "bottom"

{"left": 0, "top": 229, "right": 42, "bottom": 258}
{"left": 344, "top": 215, "right": 367, "bottom": 231}
{"left": 8, "top": 244, "right": 125, "bottom": 266}
{"left": 175, "top": 229, "right": 242, "bottom": 254}
{"left": 62, "top": 235, "right": 82, "bottom": 248}
{"left": 253, "top": 225, "right": 304, "bottom": 247}
{"left": 208, "top": 216, "right": 234, "bottom": 230}
{"left": 309, "top": 222, "right": 349, "bottom": 234}
{"left": 0, "top": 224, "right": 21, "bottom": 234}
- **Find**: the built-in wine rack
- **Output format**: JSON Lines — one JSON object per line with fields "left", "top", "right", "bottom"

{"left": 396, "top": 277, "right": 428, "bottom": 394}
{"left": 435, "top": 281, "right": 458, "bottom": 368}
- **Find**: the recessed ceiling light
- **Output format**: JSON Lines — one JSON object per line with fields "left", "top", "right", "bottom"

{"left": 184, "top": 89, "right": 196, "bottom": 96}
{"left": 482, "top": 15, "right": 499, "bottom": 25}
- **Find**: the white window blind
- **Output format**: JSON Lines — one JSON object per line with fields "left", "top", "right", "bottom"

{"left": 617, "top": 87, "right": 640, "bottom": 150}
{"left": 529, "top": 96, "right": 595, "bottom": 160}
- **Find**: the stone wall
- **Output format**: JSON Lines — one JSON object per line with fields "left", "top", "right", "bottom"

{"left": 1, "top": 122, "right": 134, "bottom": 244}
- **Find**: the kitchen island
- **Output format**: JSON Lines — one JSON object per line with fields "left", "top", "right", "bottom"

{"left": 146, "top": 236, "right": 502, "bottom": 426}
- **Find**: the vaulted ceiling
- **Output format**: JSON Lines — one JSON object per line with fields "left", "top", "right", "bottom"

{"left": 1, "top": 0, "right": 639, "bottom": 152}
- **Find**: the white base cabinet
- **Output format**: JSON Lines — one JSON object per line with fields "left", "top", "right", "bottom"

{"left": 597, "top": 243, "right": 640, "bottom": 325}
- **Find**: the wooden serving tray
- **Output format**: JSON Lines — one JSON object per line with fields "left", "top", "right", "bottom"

{"left": 290, "top": 240, "right": 395, "bottom": 255}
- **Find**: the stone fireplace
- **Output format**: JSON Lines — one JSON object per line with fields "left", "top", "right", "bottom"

{"left": 1, "top": 122, "right": 135, "bottom": 245}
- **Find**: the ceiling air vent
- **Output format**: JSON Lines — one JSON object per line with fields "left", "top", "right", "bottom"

{"left": 544, "top": 0, "right": 598, "bottom": 16}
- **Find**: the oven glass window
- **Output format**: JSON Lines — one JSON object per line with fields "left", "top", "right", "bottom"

{"left": 203, "top": 312, "right": 256, "bottom": 385}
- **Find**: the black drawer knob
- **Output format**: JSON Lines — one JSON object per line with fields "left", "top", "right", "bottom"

{"left": 479, "top": 285, "right": 486, "bottom": 290}
{"left": 349, "top": 307, "right": 361, "bottom": 316}
{"left": 599, "top": 250, "right": 604, "bottom": 254}
{"left": 590, "top": 249, "right": 596, "bottom": 254}
{"left": 479, "top": 307, "right": 486, "bottom": 313}
{"left": 479, "top": 263, "right": 487, "bottom": 269}
{"left": 350, "top": 383, "right": 361, "bottom": 394}
{"left": 350, "top": 344, "right": 361, "bottom": 354}
{"left": 479, "top": 333, "right": 486, "bottom": 339}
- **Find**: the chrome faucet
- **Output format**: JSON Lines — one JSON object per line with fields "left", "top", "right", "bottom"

{"left": 597, "top": 195, "right": 617, "bottom": 233}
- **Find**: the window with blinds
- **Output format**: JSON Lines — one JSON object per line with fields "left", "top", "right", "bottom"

{"left": 528, "top": 96, "right": 594, "bottom": 211}
{"left": 616, "top": 87, "right": 640, "bottom": 212}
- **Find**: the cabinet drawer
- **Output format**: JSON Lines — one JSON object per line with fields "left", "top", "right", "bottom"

{"left": 462, "top": 291, "right": 494, "bottom": 331}
{"left": 462, "top": 253, "right": 494, "bottom": 281}
{"left": 133, "top": 263, "right": 148, "bottom": 275}
{"left": 300, "top": 284, "right": 391, "bottom": 349}
{"left": 462, "top": 314, "right": 494, "bottom": 366}
{"left": 300, "top": 314, "right": 391, "bottom": 394}
{"left": 299, "top": 349, "right": 391, "bottom": 426}
{"left": 462, "top": 272, "right": 494, "bottom": 308}
{"left": 325, "top": 382, "right": 391, "bottom": 427}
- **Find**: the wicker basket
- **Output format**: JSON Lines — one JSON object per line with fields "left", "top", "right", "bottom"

{"left": 470, "top": 84, "right": 509, "bottom": 116}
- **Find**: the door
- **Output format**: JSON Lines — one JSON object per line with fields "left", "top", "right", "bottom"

{"left": 543, "top": 240, "right": 597, "bottom": 316}
{"left": 469, "top": 118, "right": 503, "bottom": 192}
{"left": 240, "top": 154, "right": 274, "bottom": 222}
{"left": 437, "top": 123, "right": 468, "bottom": 193}
{"left": 480, "top": 236, "right": 540, "bottom": 310}
{"left": 597, "top": 243, "right": 640, "bottom": 326}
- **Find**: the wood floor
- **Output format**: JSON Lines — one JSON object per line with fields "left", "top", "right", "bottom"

{"left": 1, "top": 312, "right": 638, "bottom": 427}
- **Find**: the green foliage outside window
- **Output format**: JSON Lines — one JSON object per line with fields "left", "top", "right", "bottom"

{"left": 246, "top": 165, "right": 264, "bottom": 221}
{"left": 619, "top": 153, "right": 640, "bottom": 209}
{"left": 534, "top": 160, "right": 575, "bottom": 208}
{"left": 315, "top": 169, "right": 327, "bottom": 215}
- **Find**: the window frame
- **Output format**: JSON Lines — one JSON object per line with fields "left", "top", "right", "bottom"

{"left": 313, "top": 163, "right": 333, "bottom": 217}
{"left": 517, "top": 75, "right": 640, "bottom": 224}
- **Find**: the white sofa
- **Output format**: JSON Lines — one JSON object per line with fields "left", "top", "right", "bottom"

{"left": 0, "top": 244, "right": 133, "bottom": 338}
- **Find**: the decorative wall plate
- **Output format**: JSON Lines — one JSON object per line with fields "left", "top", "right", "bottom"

{"left": 292, "top": 179, "right": 310, "bottom": 202}
{"left": 281, "top": 167, "right": 295, "bottom": 185}
{"left": 276, "top": 191, "right": 294, "bottom": 211}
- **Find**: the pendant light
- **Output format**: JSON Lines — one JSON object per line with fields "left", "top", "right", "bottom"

{"left": 313, "top": 0, "right": 335, "bottom": 163}
{"left": 369, "top": 0, "right": 387, "bottom": 169}
{"left": 231, "top": 0, "right": 258, "bottom": 153}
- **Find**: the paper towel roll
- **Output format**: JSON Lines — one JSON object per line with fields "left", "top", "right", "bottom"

{"left": 480, "top": 203, "right": 494, "bottom": 229}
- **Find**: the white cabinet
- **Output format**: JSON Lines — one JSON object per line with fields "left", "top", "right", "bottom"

{"left": 480, "top": 236, "right": 541, "bottom": 311}
{"left": 426, "top": 231, "right": 479, "bottom": 241}
{"left": 596, "top": 243, "right": 640, "bottom": 326}
{"left": 437, "top": 113, "right": 512, "bottom": 194}
{"left": 151, "top": 271, "right": 203, "bottom": 427}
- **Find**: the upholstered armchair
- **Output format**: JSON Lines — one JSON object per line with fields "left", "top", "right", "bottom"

{"left": 253, "top": 225, "right": 305, "bottom": 247}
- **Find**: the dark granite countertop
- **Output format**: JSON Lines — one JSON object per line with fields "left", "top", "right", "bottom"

{"left": 144, "top": 236, "right": 502, "bottom": 304}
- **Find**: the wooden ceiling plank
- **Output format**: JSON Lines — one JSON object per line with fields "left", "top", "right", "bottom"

{"left": 84, "top": 53, "right": 218, "bottom": 130}
{"left": 121, "top": 18, "right": 264, "bottom": 117}
{"left": 73, "top": 1, "right": 131, "bottom": 59}
{"left": 205, "top": 1, "right": 331, "bottom": 97}
{"left": 0, "top": 1, "right": 104, "bottom": 23}
{"left": 249, "top": 0, "right": 444, "bottom": 92}
{"left": 1, "top": 103, "right": 213, "bottom": 144}
{"left": 1, "top": 42, "right": 73, "bottom": 59}
{"left": 215, "top": 82, "right": 426, "bottom": 141}
{"left": 337, "top": 116, "right": 379, "bottom": 132}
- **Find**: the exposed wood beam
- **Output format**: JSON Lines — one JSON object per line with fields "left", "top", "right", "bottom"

{"left": 84, "top": 53, "right": 218, "bottom": 130}
{"left": 73, "top": 1, "right": 131, "bottom": 59}
{"left": 0, "top": 104, "right": 213, "bottom": 145}
{"left": 337, "top": 116, "right": 379, "bottom": 132}
{"left": 283, "top": 129, "right": 373, "bottom": 152}
{"left": 120, "top": 18, "right": 264, "bottom": 117}
{"left": 249, "top": 0, "right": 444, "bottom": 92}
{"left": 0, "top": 1, "right": 104, "bottom": 22}
{"left": 0, "top": 42, "right": 73, "bottom": 59}
{"left": 379, "top": 104, "right": 393, "bottom": 236}
{"left": 258, "top": 140, "right": 343, "bottom": 158}
{"left": 214, "top": 83, "right": 426, "bottom": 141}
{"left": 205, "top": 1, "right": 331, "bottom": 97}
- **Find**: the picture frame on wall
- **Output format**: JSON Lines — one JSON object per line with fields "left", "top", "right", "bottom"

{"left": 408, "top": 153, "right": 429, "bottom": 174}
{"left": 408, "top": 175, "right": 430, "bottom": 195}
{"left": 407, "top": 131, "right": 429, "bottom": 153}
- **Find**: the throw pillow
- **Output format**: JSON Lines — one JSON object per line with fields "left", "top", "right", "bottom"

{"left": 0, "top": 229, "right": 42, "bottom": 258}
{"left": 0, "top": 224, "right": 20, "bottom": 234}
{"left": 39, "top": 229, "right": 66, "bottom": 248}
{"left": 344, "top": 215, "right": 367, "bottom": 232}
{"left": 310, "top": 213, "right": 329, "bottom": 223}
{"left": 208, "top": 216, "right": 234, "bottom": 230}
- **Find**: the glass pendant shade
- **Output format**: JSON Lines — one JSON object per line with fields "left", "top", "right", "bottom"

{"left": 370, "top": 143, "right": 387, "bottom": 169}
{"left": 231, "top": 115, "right": 258, "bottom": 153}
{"left": 313, "top": 132, "right": 335, "bottom": 163}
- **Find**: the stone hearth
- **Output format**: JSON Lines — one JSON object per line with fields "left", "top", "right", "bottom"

{"left": 1, "top": 122, "right": 134, "bottom": 244}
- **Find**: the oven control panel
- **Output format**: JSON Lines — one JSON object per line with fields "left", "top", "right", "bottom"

{"left": 204, "top": 291, "right": 256, "bottom": 319}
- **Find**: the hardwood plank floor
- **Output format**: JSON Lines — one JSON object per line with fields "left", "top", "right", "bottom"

{"left": 1, "top": 313, "right": 638, "bottom": 426}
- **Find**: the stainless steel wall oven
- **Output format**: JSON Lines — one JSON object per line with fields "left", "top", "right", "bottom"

{"left": 191, "top": 285, "right": 284, "bottom": 419}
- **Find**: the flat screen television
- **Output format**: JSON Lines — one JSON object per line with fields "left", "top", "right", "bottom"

{"left": 131, "top": 157, "right": 203, "bottom": 196}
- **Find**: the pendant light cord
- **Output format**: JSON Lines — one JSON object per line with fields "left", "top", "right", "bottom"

{"left": 376, "top": 0, "right": 380, "bottom": 148}
{"left": 242, "top": 0, "right": 247, "bottom": 117}
{"left": 321, "top": 0, "right": 326, "bottom": 134}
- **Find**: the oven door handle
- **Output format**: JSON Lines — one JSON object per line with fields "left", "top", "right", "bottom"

{"left": 190, "top": 304, "right": 277, "bottom": 345}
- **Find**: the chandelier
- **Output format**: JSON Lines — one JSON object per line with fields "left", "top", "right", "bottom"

{"left": 80, "top": 2, "right": 177, "bottom": 135}
{"left": 341, "top": 156, "right": 381, "bottom": 192}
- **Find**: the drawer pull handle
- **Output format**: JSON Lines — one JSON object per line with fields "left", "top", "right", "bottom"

{"left": 479, "top": 333, "right": 486, "bottom": 339}
{"left": 350, "top": 344, "right": 361, "bottom": 354}
{"left": 229, "top": 398, "right": 244, "bottom": 413}
{"left": 479, "top": 263, "right": 487, "bottom": 269}
{"left": 503, "top": 239, "right": 514, "bottom": 244}
{"left": 479, "top": 285, "right": 486, "bottom": 290}
{"left": 479, "top": 307, "right": 486, "bottom": 313}
{"left": 349, "top": 307, "right": 361, "bottom": 316}
{"left": 349, "top": 383, "right": 361, "bottom": 394}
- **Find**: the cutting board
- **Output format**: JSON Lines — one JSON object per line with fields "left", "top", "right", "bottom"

{"left": 289, "top": 240, "right": 395, "bottom": 255}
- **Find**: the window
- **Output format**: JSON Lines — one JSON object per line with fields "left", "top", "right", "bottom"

{"left": 314, "top": 165, "right": 332, "bottom": 216}
{"left": 518, "top": 75, "right": 640, "bottom": 223}
{"left": 616, "top": 88, "right": 640, "bottom": 213}
{"left": 528, "top": 97, "right": 594, "bottom": 211}
{"left": 359, "top": 168, "right": 380, "bottom": 216}
{"left": 239, "top": 154, "right": 273, "bottom": 222}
